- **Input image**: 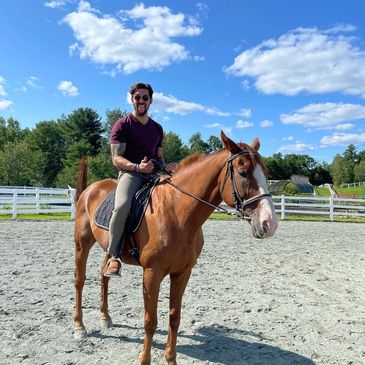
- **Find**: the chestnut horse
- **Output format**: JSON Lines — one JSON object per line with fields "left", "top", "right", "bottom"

{"left": 73, "top": 131, "right": 278, "bottom": 365}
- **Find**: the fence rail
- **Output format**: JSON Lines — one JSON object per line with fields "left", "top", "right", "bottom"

{"left": 272, "top": 195, "right": 365, "bottom": 221}
{"left": 0, "top": 187, "right": 76, "bottom": 219}
{"left": 1, "top": 187, "right": 365, "bottom": 222}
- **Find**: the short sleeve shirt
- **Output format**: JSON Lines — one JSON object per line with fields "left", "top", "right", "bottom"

{"left": 110, "top": 113, "right": 163, "bottom": 164}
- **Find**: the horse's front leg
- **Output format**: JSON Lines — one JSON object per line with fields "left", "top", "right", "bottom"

{"left": 140, "top": 267, "right": 164, "bottom": 365}
{"left": 99, "top": 253, "right": 113, "bottom": 329}
{"left": 164, "top": 269, "right": 192, "bottom": 365}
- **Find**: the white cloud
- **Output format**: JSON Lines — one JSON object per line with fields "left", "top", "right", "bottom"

{"left": 205, "top": 123, "right": 221, "bottom": 128}
{"left": 236, "top": 120, "right": 253, "bottom": 129}
{"left": 282, "top": 136, "right": 294, "bottom": 141}
{"left": 278, "top": 143, "right": 315, "bottom": 153}
{"left": 320, "top": 132, "right": 365, "bottom": 146}
{"left": 280, "top": 102, "right": 365, "bottom": 130}
{"left": 58, "top": 80, "right": 79, "bottom": 96}
{"left": 26, "top": 76, "right": 42, "bottom": 90}
{"left": 44, "top": 0, "right": 66, "bottom": 9}
{"left": 0, "top": 75, "right": 7, "bottom": 96}
{"left": 204, "top": 122, "right": 232, "bottom": 134}
{"left": 63, "top": 2, "right": 203, "bottom": 73}
{"left": 148, "top": 92, "right": 244, "bottom": 118}
{"left": 225, "top": 25, "right": 365, "bottom": 98}
{"left": 0, "top": 99, "right": 13, "bottom": 110}
{"left": 236, "top": 108, "right": 251, "bottom": 118}
{"left": 260, "top": 119, "right": 273, "bottom": 128}
{"left": 334, "top": 123, "right": 354, "bottom": 131}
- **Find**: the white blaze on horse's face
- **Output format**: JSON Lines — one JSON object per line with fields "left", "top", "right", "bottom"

{"left": 252, "top": 164, "right": 278, "bottom": 238}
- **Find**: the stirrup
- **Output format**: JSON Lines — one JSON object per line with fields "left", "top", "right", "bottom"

{"left": 104, "top": 257, "right": 122, "bottom": 277}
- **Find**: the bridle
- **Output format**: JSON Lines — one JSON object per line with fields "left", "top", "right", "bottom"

{"left": 153, "top": 151, "right": 271, "bottom": 220}
{"left": 220, "top": 150, "right": 271, "bottom": 219}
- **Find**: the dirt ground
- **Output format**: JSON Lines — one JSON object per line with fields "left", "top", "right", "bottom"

{"left": 0, "top": 219, "right": 364, "bottom": 365}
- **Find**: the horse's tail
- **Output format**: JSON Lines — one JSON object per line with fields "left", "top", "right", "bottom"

{"left": 75, "top": 156, "right": 88, "bottom": 202}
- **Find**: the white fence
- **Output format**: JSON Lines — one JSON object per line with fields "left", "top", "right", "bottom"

{"left": 1, "top": 187, "right": 365, "bottom": 222}
{"left": 272, "top": 195, "right": 365, "bottom": 221}
{"left": 0, "top": 187, "right": 76, "bottom": 219}
{"left": 340, "top": 181, "right": 365, "bottom": 188}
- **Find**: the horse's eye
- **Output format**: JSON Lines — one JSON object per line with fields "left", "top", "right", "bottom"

{"left": 238, "top": 170, "right": 249, "bottom": 179}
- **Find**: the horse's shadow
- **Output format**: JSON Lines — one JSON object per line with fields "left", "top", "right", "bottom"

{"left": 89, "top": 323, "right": 314, "bottom": 365}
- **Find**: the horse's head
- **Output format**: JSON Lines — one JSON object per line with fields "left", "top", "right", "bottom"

{"left": 219, "top": 131, "right": 278, "bottom": 239}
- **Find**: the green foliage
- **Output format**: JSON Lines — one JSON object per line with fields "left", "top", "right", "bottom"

{"left": 88, "top": 142, "right": 117, "bottom": 184}
{"left": 105, "top": 108, "right": 128, "bottom": 140}
{"left": 24, "top": 120, "right": 66, "bottom": 186}
{"left": 163, "top": 131, "right": 189, "bottom": 163}
{"left": 284, "top": 183, "right": 298, "bottom": 195}
{"left": 188, "top": 132, "right": 210, "bottom": 154}
{"left": 0, "top": 141, "right": 44, "bottom": 186}
{"left": 354, "top": 159, "right": 365, "bottom": 182}
{"left": 207, "top": 135, "right": 223, "bottom": 153}
{"left": 62, "top": 107, "right": 104, "bottom": 160}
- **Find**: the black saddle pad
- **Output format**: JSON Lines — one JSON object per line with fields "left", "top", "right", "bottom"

{"left": 94, "top": 176, "right": 160, "bottom": 234}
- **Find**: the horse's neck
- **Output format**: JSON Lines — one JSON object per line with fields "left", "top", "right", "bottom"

{"left": 171, "top": 152, "right": 227, "bottom": 227}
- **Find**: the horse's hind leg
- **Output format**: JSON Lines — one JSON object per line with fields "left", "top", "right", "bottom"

{"left": 73, "top": 215, "right": 95, "bottom": 339}
{"left": 99, "top": 253, "right": 113, "bottom": 329}
{"left": 164, "top": 269, "right": 192, "bottom": 365}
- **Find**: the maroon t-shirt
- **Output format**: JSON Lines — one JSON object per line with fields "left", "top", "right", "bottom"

{"left": 110, "top": 113, "right": 163, "bottom": 164}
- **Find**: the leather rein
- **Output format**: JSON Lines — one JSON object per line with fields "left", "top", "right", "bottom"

{"left": 154, "top": 151, "right": 271, "bottom": 221}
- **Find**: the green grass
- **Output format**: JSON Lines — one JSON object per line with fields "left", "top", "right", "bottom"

{"left": 334, "top": 185, "right": 365, "bottom": 197}
{"left": 0, "top": 213, "right": 72, "bottom": 221}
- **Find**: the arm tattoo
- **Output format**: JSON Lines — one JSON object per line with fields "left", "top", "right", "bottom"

{"left": 110, "top": 143, "right": 126, "bottom": 158}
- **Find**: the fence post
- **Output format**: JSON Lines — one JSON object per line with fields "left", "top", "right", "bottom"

{"left": 281, "top": 195, "right": 285, "bottom": 220}
{"left": 12, "top": 190, "right": 18, "bottom": 219}
{"left": 329, "top": 195, "right": 334, "bottom": 222}
{"left": 36, "top": 188, "right": 40, "bottom": 214}
{"left": 69, "top": 188, "right": 76, "bottom": 220}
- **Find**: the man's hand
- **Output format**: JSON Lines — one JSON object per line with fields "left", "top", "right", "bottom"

{"left": 138, "top": 156, "right": 154, "bottom": 174}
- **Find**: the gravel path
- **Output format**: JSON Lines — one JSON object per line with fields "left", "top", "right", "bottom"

{"left": 0, "top": 219, "right": 364, "bottom": 365}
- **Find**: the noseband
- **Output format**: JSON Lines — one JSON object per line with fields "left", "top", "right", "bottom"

{"left": 221, "top": 151, "right": 271, "bottom": 219}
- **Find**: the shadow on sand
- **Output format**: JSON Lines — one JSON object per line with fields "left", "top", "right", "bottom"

{"left": 89, "top": 323, "right": 314, "bottom": 365}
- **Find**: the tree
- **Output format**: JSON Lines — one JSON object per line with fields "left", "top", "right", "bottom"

{"left": 308, "top": 163, "right": 332, "bottom": 186}
{"left": 263, "top": 153, "right": 289, "bottom": 180}
{"left": 354, "top": 159, "right": 365, "bottom": 182}
{"left": 62, "top": 107, "right": 104, "bottom": 160}
{"left": 0, "top": 117, "right": 29, "bottom": 150}
{"left": 331, "top": 154, "right": 351, "bottom": 185}
{"left": 105, "top": 108, "right": 128, "bottom": 140}
{"left": 163, "top": 131, "right": 189, "bottom": 163}
{"left": 207, "top": 135, "right": 223, "bottom": 153}
{"left": 24, "top": 121, "right": 66, "bottom": 186}
{"left": 0, "top": 141, "right": 44, "bottom": 186}
{"left": 188, "top": 132, "right": 209, "bottom": 154}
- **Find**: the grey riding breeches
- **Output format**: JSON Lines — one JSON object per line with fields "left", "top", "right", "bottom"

{"left": 107, "top": 171, "right": 150, "bottom": 257}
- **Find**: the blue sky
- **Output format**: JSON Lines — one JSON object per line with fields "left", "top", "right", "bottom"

{"left": 1, "top": 0, "right": 365, "bottom": 162}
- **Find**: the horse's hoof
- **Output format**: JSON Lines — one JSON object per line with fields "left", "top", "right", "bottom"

{"left": 100, "top": 317, "right": 113, "bottom": 329}
{"left": 74, "top": 328, "right": 87, "bottom": 339}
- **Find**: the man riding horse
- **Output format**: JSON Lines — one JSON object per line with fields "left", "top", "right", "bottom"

{"left": 105, "top": 82, "right": 174, "bottom": 277}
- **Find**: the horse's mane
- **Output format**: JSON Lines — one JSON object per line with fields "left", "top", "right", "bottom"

{"left": 175, "top": 153, "right": 206, "bottom": 171}
{"left": 175, "top": 149, "right": 225, "bottom": 172}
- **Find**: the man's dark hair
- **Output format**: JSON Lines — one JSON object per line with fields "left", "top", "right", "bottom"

{"left": 129, "top": 83, "right": 153, "bottom": 98}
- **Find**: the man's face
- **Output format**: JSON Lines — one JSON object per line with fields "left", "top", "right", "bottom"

{"left": 131, "top": 88, "right": 152, "bottom": 117}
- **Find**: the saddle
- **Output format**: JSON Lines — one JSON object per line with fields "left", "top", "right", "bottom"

{"left": 94, "top": 176, "right": 160, "bottom": 261}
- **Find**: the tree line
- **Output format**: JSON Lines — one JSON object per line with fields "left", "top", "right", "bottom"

{"left": 0, "top": 107, "right": 364, "bottom": 188}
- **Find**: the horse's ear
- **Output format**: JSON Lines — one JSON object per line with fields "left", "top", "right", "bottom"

{"left": 251, "top": 137, "right": 260, "bottom": 152}
{"left": 221, "top": 131, "right": 241, "bottom": 154}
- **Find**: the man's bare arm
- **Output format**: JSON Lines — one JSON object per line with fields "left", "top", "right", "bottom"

{"left": 110, "top": 143, "right": 135, "bottom": 171}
